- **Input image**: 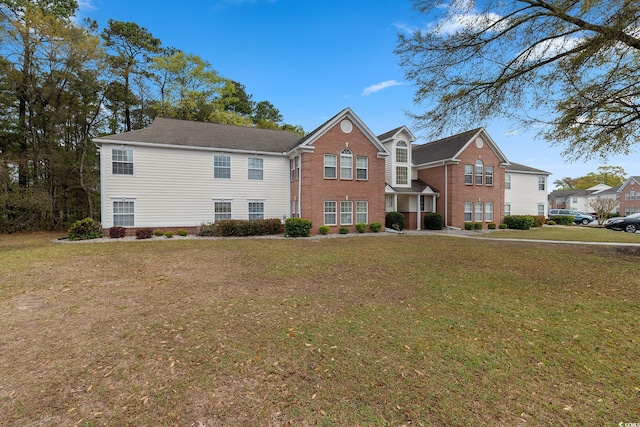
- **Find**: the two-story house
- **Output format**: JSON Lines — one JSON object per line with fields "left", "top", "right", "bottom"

{"left": 96, "top": 107, "right": 549, "bottom": 234}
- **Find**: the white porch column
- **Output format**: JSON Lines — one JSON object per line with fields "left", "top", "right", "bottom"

{"left": 432, "top": 195, "right": 436, "bottom": 213}
{"left": 416, "top": 194, "right": 421, "bottom": 230}
{"left": 393, "top": 194, "right": 398, "bottom": 212}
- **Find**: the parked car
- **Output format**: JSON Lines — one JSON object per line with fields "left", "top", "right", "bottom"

{"left": 604, "top": 213, "right": 640, "bottom": 233}
{"left": 548, "top": 209, "right": 596, "bottom": 225}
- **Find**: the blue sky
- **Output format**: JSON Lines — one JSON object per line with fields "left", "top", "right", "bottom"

{"left": 77, "top": 0, "right": 638, "bottom": 184}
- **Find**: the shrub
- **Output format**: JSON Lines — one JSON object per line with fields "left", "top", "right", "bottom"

{"left": 154, "top": 229, "right": 165, "bottom": 237}
{"left": 385, "top": 211, "right": 405, "bottom": 231}
{"left": 136, "top": 228, "right": 154, "bottom": 240}
{"left": 532, "top": 215, "right": 545, "bottom": 228}
{"left": 464, "top": 222, "right": 474, "bottom": 230}
{"left": 215, "top": 219, "right": 284, "bottom": 237}
{"left": 549, "top": 215, "right": 574, "bottom": 225}
{"left": 546, "top": 220, "right": 556, "bottom": 226}
{"left": 487, "top": 222, "right": 496, "bottom": 229}
{"left": 504, "top": 215, "right": 534, "bottom": 230}
{"left": 284, "top": 217, "right": 312, "bottom": 237}
{"left": 68, "top": 218, "right": 102, "bottom": 241}
{"left": 177, "top": 229, "right": 188, "bottom": 237}
{"left": 423, "top": 212, "right": 443, "bottom": 230}
{"left": 355, "top": 223, "right": 367, "bottom": 233}
{"left": 369, "top": 222, "right": 382, "bottom": 233}
{"left": 164, "top": 231, "right": 174, "bottom": 238}
{"left": 197, "top": 222, "right": 218, "bottom": 237}
{"left": 499, "top": 223, "right": 507, "bottom": 229}
{"left": 319, "top": 225, "right": 330, "bottom": 235}
{"left": 339, "top": 227, "right": 349, "bottom": 234}
{"left": 109, "top": 226, "right": 126, "bottom": 239}
{"left": 474, "top": 222, "right": 482, "bottom": 230}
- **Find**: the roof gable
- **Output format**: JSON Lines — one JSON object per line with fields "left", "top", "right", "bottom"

{"left": 411, "top": 128, "right": 509, "bottom": 166}
{"left": 293, "top": 107, "right": 388, "bottom": 155}
{"left": 377, "top": 126, "right": 416, "bottom": 144}
{"left": 619, "top": 176, "right": 640, "bottom": 190}
{"left": 94, "top": 117, "right": 303, "bottom": 154}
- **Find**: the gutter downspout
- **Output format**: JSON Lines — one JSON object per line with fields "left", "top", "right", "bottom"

{"left": 444, "top": 163, "right": 448, "bottom": 228}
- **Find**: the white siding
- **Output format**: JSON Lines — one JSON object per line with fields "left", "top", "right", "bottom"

{"left": 101, "top": 144, "right": 290, "bottom": 228}
{"left": 505, "top": 171, "right": 548, "bottom": 216}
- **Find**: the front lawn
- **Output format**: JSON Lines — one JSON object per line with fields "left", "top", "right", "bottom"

{"left": 0, "top": 233, "right": 637, "bottom": 425}
{"left": 485, "top": 224, "right": 640, "bottom": 243}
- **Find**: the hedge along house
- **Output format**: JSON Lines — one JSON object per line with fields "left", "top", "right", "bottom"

{"left": 95, "top": 108, "right": 389, "bottom": 235}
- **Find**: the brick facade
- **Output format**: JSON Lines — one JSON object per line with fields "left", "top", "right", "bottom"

{"left": 619, "top": 178, "right": 640, "bottom": 215}
{"left": 297, "top": 120, "right": 386, "bottom": 234}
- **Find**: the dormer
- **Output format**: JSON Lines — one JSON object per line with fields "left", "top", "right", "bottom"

{"left": 378, "top": 126, "right": 416, "bottom": 188}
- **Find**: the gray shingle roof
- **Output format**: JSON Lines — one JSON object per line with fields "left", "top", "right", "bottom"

{"left": 94, "top": 117, "right": 303, "bottom": 153}
{"left": 387, "top": 179, "right": 439, "bottom": 194}
{"left": 506, "top": 162, "right": 551, "bottom": 175}
{"left": 411, "top": 128, "right": 482, "bottom": 165}
{"left": 377, "top": 127, "right": 405, "bottom": 142}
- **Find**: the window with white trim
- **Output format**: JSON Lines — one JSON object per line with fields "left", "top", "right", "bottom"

{"left": 475, "top": 160, "right": 483, "bottom": 185}
{"left": 505, "top": 202, "right": 511, "bottom": 216}
{"left": 248, "top": 157, "right": 263, "bottom": 180}
{"left": 485, "top": 166, "right": 493, "bottom": 186}
{"left": 537, "top": 203, "right": 545, "bottom": 216}
{"left": 112, "top": 148, "right": 133, "bottom": 175}
{"left": 396, "top": 141, "right": 408, "bottom": 163}
{"left": 214, "top": 200, "right": 232, "bottom": 221}
{"left": 340, "top": 201, "right": 353, "bottom": 225}
{"left": 324, "top": 201, "right": 337, "bottom": 225}
{"left": 214, "top": 154, "right": 231, "bottom": 179}
{"left": 464, "top": 165, "right": 473, "bottom": 185}
{"left": 505, "top": 173, "right": 511, "bottom": 189}
{"left": 485, "top": 202, "right": 493, "bottom": 222}
{"left": 356, "top": 201, "right": 368, "bottom": 224}
{"left": 538, "top": 175, "right": 546, "bottom": 191}
{"left": 475, "top": 202, "right": 483, "bottom": 222}
{"left": 290, "top": 158, "right": 296, "bottom": 181}
{"left": 340, "top": 148, "right": 353, "bottom": 179}
{"left": 248, "top": 201, "right": 264, "bottom": 220}
{"left": 464, "top": 202, "right": 473, "bottom": 222}
{"left": 356, "top": 156, "right": 368, "bottom": 180}
{"left": 324, "top": 154, "right": 337, "bottom": 179}
{"left": 396, "top": 166, "right": 408, "bottom": 185}
{"left": 113, "top": 199, "right": 134, "bottom": 226}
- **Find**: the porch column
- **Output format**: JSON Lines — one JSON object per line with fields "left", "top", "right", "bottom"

{"left": 416, "top": 194, "right": 421, "bottom": 230}
{"left": 393, "top": 194, "right": 398, "bottom": 212}
{"left": 432, "top": 195, "right": 436, "bottom": 213}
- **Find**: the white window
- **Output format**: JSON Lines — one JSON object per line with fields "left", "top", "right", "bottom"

{"left": 324, "top": 154, "right": 337, "bottom": 179}
{"left": 356, "top": 156, "right": 368, "bottom": 180}
{"left": 464, "top": 165, "right": 473, "bottom": 185}
{"left": 464, "top": 202, "right": 473, "bottom": 222}
{"left": 248, "top": 157, "right": 263, "bottom": 180}
{"left": 290, "top": 158, "right": 296, "bottom": 181}
{"left": 296, "top": 156, "right": 300, "bottom": 181}
{"left": 113, "top": 199, "right": 134, "bottom": 226}
{"left": 324, "top": 201, "right": 337, "bottom": 225}
{"left": 538, "top": 175, "right": 546, "bottom": 191}
{"left": 248, "top": 201, "right": 264, "bottom": 220}
{"left": 537, "top": 203, "right": 545, "bottom": 216}
{"left": 214, "top": 200, "right": 232, "bottom": 221}
{"left": 112, "top": 148, "right": 133, "bottom": 175}
{"left": 485, "top": 202, "right": 493, "bottom": 222}
{"left": 214, "top": 154, "right": 231, "bottom": 179}
{"left": 340, "top": 148, "right": 353, "bottom": 179}
{"left": 396, "top": 141, "right": 408, "bottom": 163}
{"left": 475, "top": 202, "right": 483, "bottom": 222}
{"left": 505, "top": 173, "right": 511, "bottom": 189}
{"left": 485, "top": 166, "right": 493, "bottom": 186}
{"left": 341, "top": 200, "right": 353, "bottom": 225}
{"left": 396, "top": 166, "right": 408, "bottom": 185}
{"left": 356, "top": 201, "right": 368, "bottom": 224}
{"left": 505, "top": 203, "right": 511, "bottom": 216}
{"left": 475, "top": 160, "right": 483, "bottom": 185}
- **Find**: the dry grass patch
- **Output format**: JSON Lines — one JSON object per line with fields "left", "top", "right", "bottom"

{"left": 0, "top": 233, "right": 638, "bottom": 426}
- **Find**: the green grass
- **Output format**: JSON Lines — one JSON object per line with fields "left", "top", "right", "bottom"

{"left": 0, "top": 232, "right": 638, "bottom": 426}
{"left": 484, "top": 224, "right": 640, "bottom": 243}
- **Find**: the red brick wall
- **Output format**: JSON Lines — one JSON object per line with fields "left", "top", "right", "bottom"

{"left": 298, "top": 122, "right": 386, "bottom": 234}
{"left": 418, "top": 141, "right": 505, "bottom": 228}
{"left": 620, "top": 181, "right": 640, "bottom": 214}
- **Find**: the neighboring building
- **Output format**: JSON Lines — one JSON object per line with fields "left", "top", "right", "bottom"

{"left": 95, "top": 107, "right": 550, "bottom": 234}
{"left": 548, "top": 189, "right": 576, "bottom": 209}
{"left": 618, "top": 176, "right": 640, "bottom": 215}
{"left": 505, "top": 162, "right": 550, "bottom": 218}
{"left": 592, "top": 185, "right": 620, "bottom": 215}
{"left": 548, "top": 184, "right": 612, "bottom": 214}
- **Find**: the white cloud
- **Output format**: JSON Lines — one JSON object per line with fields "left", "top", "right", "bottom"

{"left": 362, "top": 80, "right": 403, "bottom": 96}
